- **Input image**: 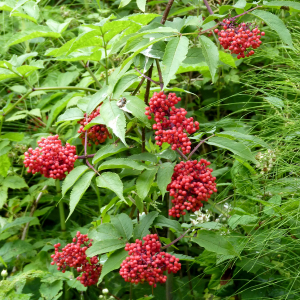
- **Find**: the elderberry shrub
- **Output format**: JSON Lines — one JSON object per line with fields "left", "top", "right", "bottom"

{"left": 23, "top": 135, "right": 77, "bottom": 180}
{"left": 120, "top": 234, "right": 181, "bottom": 287}
{"left": 167, "top": 159, "right": 217, "bottom": 218}
{"left": 77, "top": 105, "right": 112, "bottom": 147}
{"left": 145, "top": 92, "right": 199, "bottom": 154}
{"left": 51, "top": 232, "right": 102, "bottom": 287}
{"left": 215, "top": 19, "right": 265, "bottom": 59}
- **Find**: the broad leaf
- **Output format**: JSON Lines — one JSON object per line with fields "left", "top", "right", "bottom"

{"left": 89, "top": 223, "right": 121, "bottom": 241}
{"left": 153, "top": 215, "right": 182, "bottom": 232}
{"left": 0, "top": 216, "right": 37, "bottom": 233}
{"left": 0, "top": 240, "right": 33, "bottom": 260}
{"left": 98, "top": 158, "right": 149, "bottom": 171}
{"left": 0, "top": 154, "right": 11, "bottom": 177}
{"left": 57, "top": 108, "right": 84, "bottom": 123}
{"left": 263, "top": 1, "right": 300, "bottom": 12}
{"left": 161, "top": 36, "right": 189, "bottom": 88}
{"left": 157, "top": 162, "right": 174, "bottom": 198}
{"left": 136, "top": 167, "right": 158, "bottom": 200}
{"left": 228, "top": 215, "right": 258, "bottom": 229}
{"left": 96, "top": 172, "right": 125, "bottom": 201}
{"left": 137, "top": 0, "right": 146, "bottom": 12}
{"left": 129, "top": 153, "right": 157, "bottom": 163}
{"left": 111, "top": 213, "right": 133, "bottom": 240}
{"left": 61, "top": 165, "right": 89, "bottom": 197}
{"left": 86, "top": 239, "right": 126, "bottom": 257}
{"left": 264, "top": 96, "right": 284, "bottom": 109}
{"left": 86, "top": 85, "right": 112, "bottom": 115}
{"left": 219, "top": 51, "right": 236, "bottom": 68}
{"left": 199, "top": 35, "right": 219, "bottom": 82}
{"left": 3, "top": 176, "right": 28, "bottom": 189}
{"left": 67, "top": 171, "right": 95, "bottom": 220}
{"left": 93, "top": 143, "right": 128, "bottom": 164}
{"left": 133, "top": 211, "right": 159, "bottom": 240}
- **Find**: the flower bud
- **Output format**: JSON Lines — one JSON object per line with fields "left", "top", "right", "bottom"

{"left": 1, "top": 269, "right": 8, "bottom": 278}
{"left": 102, "top": 288, "right": 109, "bottom": 294}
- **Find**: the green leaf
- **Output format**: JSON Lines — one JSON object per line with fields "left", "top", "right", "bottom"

{"left": 101, "top": 100, "right": 127, "bottom": 146}
{"left": 40, "top": 280, "right": 63, "bottom": 300}
{"left": 195, "top": 222, "right": 223, "bottom": 230}
{"left": 113, "top": 74, "right": 139, "bottom": 99}
{"left": 156, "top": 149, "right": 177, "bottom": 161}
{"left": 8, "top": 25, "right": 61, "bottom": 46}
{"left": 86, "top": 239, "right": 126, "bottom": 257}
{"left": 228, "top": 214, "right": 258, "bottom": 229}
{"left": 96, "top": 172, "right": 125, "bottom": 201}
{"left": 93, "top": 143, "right": 128, "bottom": 164}
{"left": 86, "top": 86, "right": 111, "bottom": 115}
{"left": 119, "top": 0, "right": 132, "bottom": 8}
{"left": 0, "top": 154, "right": 11, "bottom": 177}
{"left": 3, "top": 176, "right": 28, "bottom": 189}
{"left": 157, "top": 162, "right": 174, "bottom": 198}
{"left": 0, "top": 240, "right": 34, "bottom": 260}
{"left": 207, "top": 136, "right": 257, "bottom": 163}
{"left": 183, "top": 47, "right": 205, "bottom": 65}
{"left": 219, "top": 51, "right": 236, "bottom": 68}
{"left": 251, "top": 10, "right": 294, "bottom": 48}
{"left": 263, "top": 1, "right": 300, "bottom": 12}
{"left": 0, "top": 216, "right": 37, "bottom": 233}
{"left": 61, "top": 165, "right": 89, "bottom": 197}
{"left": 153, "top": 215, "right": 181, "bottom": 232}
{"left": 1, "top": 132, "right": 24, "bottom": 141}
{"left": 57, "top": 108, "right": 84, "bottom": 123}
{"left": 161, "top": 36, "right": 189, "bottom": 88}
{"left": 264, "top": 96, "right": 284, "bottom": 109}
{"left": 264, "top": 195, "right": 281, "bottom": 216}
{"left": 46, "top": 18, "right": 73, "bottom": 34}
{"left": 203, "top": 14, "right": 226, "bottom": 25}
{"left": 129, "top": 153, "right": 158, "bottom": 163}
{"left": 0, "top": 187, "right": 8, "bottom": 210}
{"left": 124, "top": 96, "right": 151, "bottom": 126}
{"left": 137, "top": 0, "right": 146, "bottom": 12}
{"left": 192, "top": 231, "right": 238, "bottom": 256}
{"left": 133, "top": 211, "right": 159, "bottom": 240}
{"left": 111, "top": 213, "right": 133, "bottom": 240}
{"left": 99, "top": 249, "right": 128, "bottom": 283}
{"left": 233, "top": 0, "right": 246, "bottom": 9}
{"left": 89, "top": 223, "right": 121, "bottom": 241}
{"left": 67, "top": 171, "right": 95, "bottom": 220}
{"left": 98, "top": 158, "right": 149, "bottom": 171}
{"left": 199, "top": 35, "right": 219, "bottom": 82}
{"left": 136, "top": 168, "right": 158, "bottom": 200}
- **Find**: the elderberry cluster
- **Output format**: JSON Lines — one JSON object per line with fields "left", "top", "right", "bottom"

{"left": 51, "top": 232, "right": 102, "bottom": 287}
{"left": 145, "top": 92, "right": 199, "bottom": 154}
{"left": 120, "top": 234, "right": 181, "bottom": 287}
{"left": 78, "top": 106, "right": 112, "bottom": 147}
{"left": 167, "top": 159, "right": 217, "bottom": 218}
{"left": 23, "top": 135, "right": 77, "bottom": 180}
{"left": 215, "top": 19, "right": 265, "bottom": 59}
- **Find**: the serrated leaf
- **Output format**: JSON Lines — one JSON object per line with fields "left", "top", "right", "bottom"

{"left": 219, "top": 51, "right": 236, "bottom": 68}
{"left": 183, "top": 47, "right": 205, "bottom": 65}
{"left": 263, "top": 1, "right": 300, "bottom": 12}
{"left": 93, "top": 143, "right": 128, "bottom": 164}
{"left": 157, "top": 162, "right": 174, "bottom": 198}
{"left": 136, "top": 168, "right": 158, "bottom": 200}
{"left": 153, "top": 215, "right": 181, "bottom": 232}
{"left": 161, "top": 36, "right": 189, "bottom": 88}
{"left": 89, "top": 223, "right": 121, "bottom": 241}
{"left": 0, "top": 216, "right": 36, "bottom": 233}
{"left": 62, "top": 165, "right": 89, "bottom": 197}
{"left": 192, "top": 231, "right": 238, "bottom": 256}
{"left": 207, "top": 136, "right": 257, "bottom": 163}
{"left": 67, "top": 171, "right": 95, "bottom": 220}
{"left": 251, "top": 10, "right": 293, "bottom": 48}
{"left": 113, "top": 74, "right": 139, "bottom": 99}
{"left": 129, "top": 153, "right": 157, "bottom": 163}
{"left": 57, "top": 108, "right": 84, "bottom": 123}
{"left": 133, "top": 211, "right": 159, "bottom": 240}
{"left": 0, "top": 240, "right": 34, "bottom": 260}
{"left": 86, "top": 239, "right": 126, "bottom": 257}
{"left": 264, "top": 96, "right": 284, "bottom": 109}
{"left": 0, "top": 154, "right": 11, "bottom": 177}
{"left": 199, "top": 35, "right": 219, "bottom": 82}
{"left": 96, "top": 172, "right": 125, "bottom": 201}
{"left": 98, "top": 158, "right": 149, "bottom": 171}
{"left": 233, "top": 0, "right": 246, "bottom": 9}
{"left": 3, "top": 176, "right": 28, "bottom": 189}
{"left": 101, "top": 100, "right": 127, "bottom": 146}
{"left": 228, "top": 214, "right": 258, "bottom": 229}
{"left": 0, "top": 187, "right": 8, "bottom": 210}
{"left": 111, "top": 213, "right": 133, "bottom": 240}
{"left": 123, "top": 96, "right": 151, "bottom": 126}
{"left": 46, "top": 18, "right": 73, "bottom": 34}
{"left": 99, "top": 249, "right": 128, "bottom": 283}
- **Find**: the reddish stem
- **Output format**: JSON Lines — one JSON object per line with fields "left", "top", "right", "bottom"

{"left": 134, "top": 67, "right": 160, "bottom": 85}
{"left": 187, "top": 135, "right": 215, "bottom": 160}
{"left": 203, "top": 0, "right": 214, "bottom": 15}
{"left": 161, "top": 229, "right": 191, "bottom": 250}
{"left": 77, "top": 154, "right": 95, "bottom": 159}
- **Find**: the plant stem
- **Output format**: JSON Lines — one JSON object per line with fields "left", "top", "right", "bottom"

{"left": 175, "top": 149, "right": 188, "bottom": 161}
{"left": 203, "top": 0, "right": 214, "bottom": 15}
{"left": 228, "top": 6, "right": 263, "bottom": 21}
{"left": 134, "top": 67, "right": 160, "bottom": 85}
{"left": 207, "top": 198, "right": 229, "bottom": 217}
{"left": 0, "top": 115, "right": 3, "bottom": 135}
{"left": 77, "top": 154, "right": 95, "bottom": 159}
{"left": 155, "top": 59, "right": 164, "bottom": 90}
{"left": 33, "top": 86, "right": 97, "bottom": 93}
{"left": 132, "top": 77, "right": 145, "bottom": 96}
{"left": 80, "top": 61, "right": 102, "bottom": 89}
{"left": 3, "top": 90, "right": 32, "bottom": 116}
{"left": 161, "top": 229, "right": 191, "bottom": 250}
{"left": 161, "top": 0, "right": 175, "bottom": 24}
{"left": 187, "top": 135, "right": 215, "bottom": 160}
{"left": 56, "top": 179, "right": 66, "bottom": 231}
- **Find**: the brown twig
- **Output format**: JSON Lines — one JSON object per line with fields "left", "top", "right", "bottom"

{"left": 134, "top": 67, "right": 160, "bottom": 85}
{"left": 228, "top": 6, "right": 263, "bottom": 22}
{"left": 161, "top": 229, "right": 191, "bottom": 250}
{"left": 161, "top": 0, "right": 175, "bottom": 24}
{"left": 77, "top": 154, "right": 95, "bottom": 159}
{"left": 155, "top": 59, "right": 164, "bottom": 90}
{"left": 187, "top": 135, "right": 215, "bottom": 160}
{"left": 86, "top": 159, "right": 101, "bottom": 176}
{"left": 175, "top": 149, "right": 188, "bottom": 161}
{"left": 203, "top": 0, "right": 214, "bottom": 15}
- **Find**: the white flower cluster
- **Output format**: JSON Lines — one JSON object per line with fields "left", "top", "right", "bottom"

{"left": 99, "top": 288, "right": 114, "bottom": 299}
{"left": 190, "top": 209, "right": 212, "bottom": 226}
{"left": 255, "top": 149, "right": 276, "bottom": 175}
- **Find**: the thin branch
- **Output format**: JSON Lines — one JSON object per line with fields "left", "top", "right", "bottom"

{"left": 77, "top": 154, "right": 95, "bottom": 159}
{"left": 134, "top": 67, "right": 160, "bottom": 85}
{"left": 228, "top": 6, "right": 262, "bottom": 22}
{"left": 3, "top": 90, "right": 32, "bottom": 116}
{"left": 203, "top": 0, "right": 214, "bottom": 15}
{"left": 161, "top": 0, "right": 175, "bottom": 24}
{"left": 187, "top": 135, "right": 215, "bottom": 160}
{"left": 131, "top": 77, "right": 145, "bottom": 96}
{"left": 155, "top": 59, "right": 164, "bottom": 90}
{"left": 80, "top": 60, "right": 102, "bottom": 89}
{"left": 84, "top": 115, "right": 88, "bottom": 157}
{"left": 32, "top": 86, "right": 97, "bottom": 93}
{"left": 144, "top": 66, "right": 153, "bottom": 106}
{"left": 175, "top": 149, "right": 188, "bottom": 161}
{"left": 86, "top": 159, "right": 101, "bottom": 176}
{"left": 161, "top": 229, "right": 191, "bottom": 250}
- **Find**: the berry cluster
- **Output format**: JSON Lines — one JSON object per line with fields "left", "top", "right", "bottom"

{"left": 23, "top": 135, "right": 77, "bottom": 180}
{"left": 214, "top": 19, "right": 265, "bottom": 59}
{"left": 120, "top": 234, "right": 181, "bottom": 287}
{"left": 145, "top": 92, "right": 199, "bottom": 154}
{"left": 77, "top": 106, "right": 112, "bottom": 147}
{"left": 51, "top": 232, "right": 102, "bottom": 287}
{"left": 167, "top": 159, "right": 217, "bottom": 218}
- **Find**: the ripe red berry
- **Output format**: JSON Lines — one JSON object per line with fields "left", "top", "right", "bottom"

{"left": 216, "top": 19, "right": 264, "bottom": 59}
{"left": 23, "top": 135, "right": 77, "bottom": 180}
{"left": 120, "top": 234, "right": 181, "bottom": 287}
{"left": 145, "top": 92, "right": 199, "bottom": 154}
{"left": 167, "top": 159, "right": 217, "bottom": 218}
{"left": 51, "top": 232, "right": 102, "bottom": 287}
{"left": 77, "top": 105, "right": 112, "bottom": 147}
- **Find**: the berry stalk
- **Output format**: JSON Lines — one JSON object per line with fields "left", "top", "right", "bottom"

{"left": 56, "top": 179, "right": 66, "bottom": 231}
